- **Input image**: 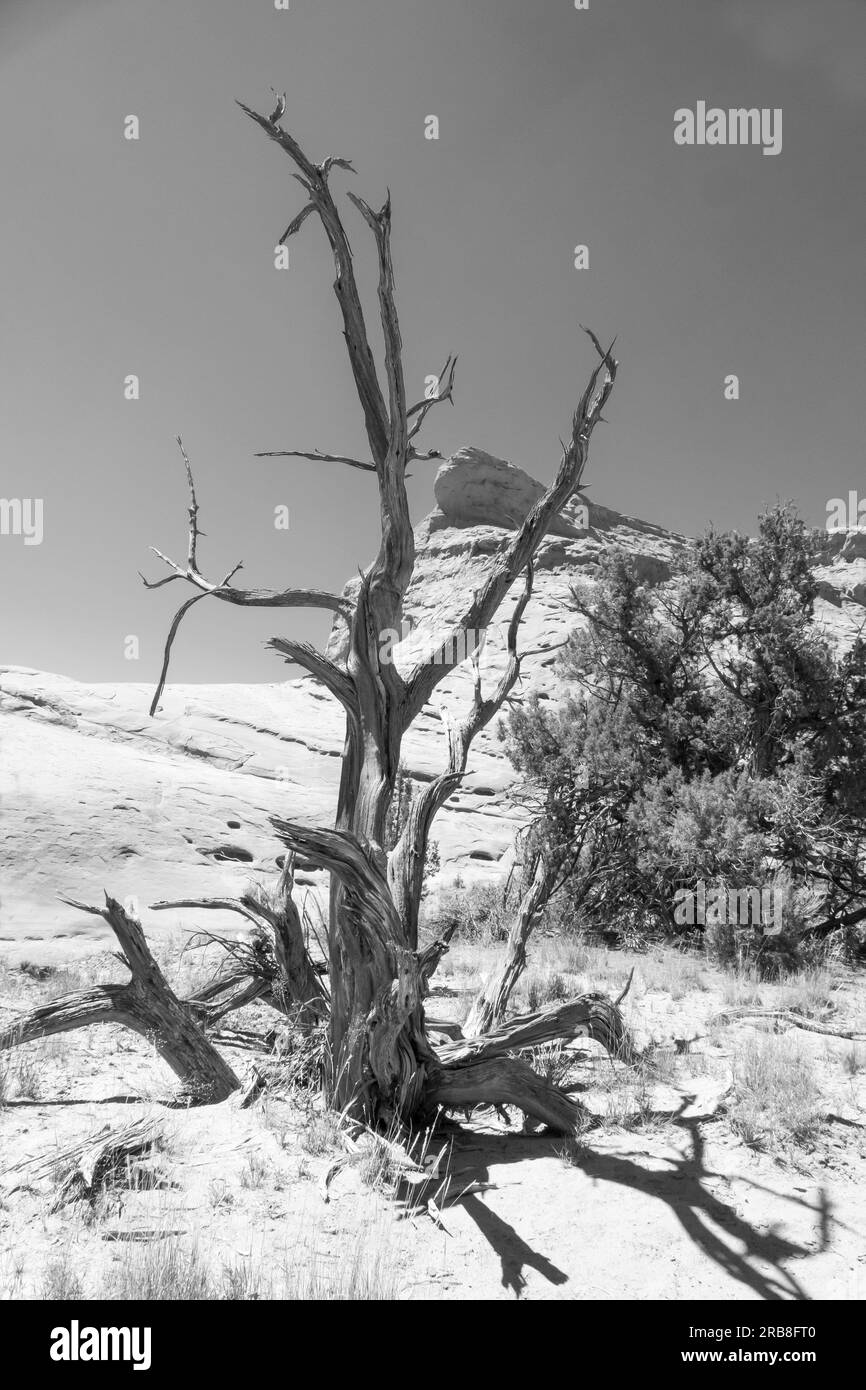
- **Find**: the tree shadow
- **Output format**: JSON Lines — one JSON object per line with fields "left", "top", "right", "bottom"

{"left": 437, "top": 1099, "right": 839, "bottom": 1301}
{"left": 459, "top": 1192, "right": 569, "bottom": 1297}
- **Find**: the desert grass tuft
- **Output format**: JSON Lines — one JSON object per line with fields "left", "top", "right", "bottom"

{"left": 727, "top": 1033, "right": 824, "bottom": 1151}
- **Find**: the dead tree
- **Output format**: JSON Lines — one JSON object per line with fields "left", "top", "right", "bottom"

{"left": 0, "top": 895, "right": 238, "bottom": 1103}
{"left": 137, "top": 100, "right": 621, "bottom": 1129}
{"left": 4, "top": 103, "right": 623, "bottom": 1131}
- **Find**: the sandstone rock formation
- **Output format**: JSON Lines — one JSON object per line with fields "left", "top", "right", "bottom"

{"left": 2, "top": 449, "right": 863, "bottom": 956}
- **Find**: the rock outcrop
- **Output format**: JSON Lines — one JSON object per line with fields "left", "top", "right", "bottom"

{"left": 2, "top": 448, "right": 863, "bottom": 956}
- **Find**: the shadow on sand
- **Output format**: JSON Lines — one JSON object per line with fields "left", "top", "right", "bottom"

{"left": 427, "top": 1099, "right": 837, "bottom": 1300}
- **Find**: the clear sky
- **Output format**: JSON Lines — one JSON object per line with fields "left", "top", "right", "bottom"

{"left": 1, "top": 0, "right": 864, "bottom": 683}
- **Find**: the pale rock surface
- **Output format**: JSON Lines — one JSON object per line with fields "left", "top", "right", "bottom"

{"left": 2, "top": 449, "right": 863, "bottom": 956}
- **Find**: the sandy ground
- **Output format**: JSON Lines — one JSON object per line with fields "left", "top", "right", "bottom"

{"left": 2, "top": 946, "right": 865, "bottom": 1301}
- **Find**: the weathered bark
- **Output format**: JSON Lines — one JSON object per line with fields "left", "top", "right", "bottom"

{"left": 713, "top": 1008, "right": 866, "bottom": 1040}
{"left": 186, "top": 972, "right": 273, "bottom": 1024}
{"left": 150, "top": 859, "right": 328, "bottom": 1033}
{"left": 464, "top": 854, "right": 554, "bottom": 1037}
{"left": 271, "top": 819, "right": 430, "bottom": 1119}
{"left": 440, "top": 993, "right": 633, "bottom": 1066}
{"left": 427, "top": 1056, "right": 584, "bottom": 1134}
{"left": 0, "top": 895, "right": 239, "bottom": 1103}
{"left": 426, "top": 993, "right": 632, "bottom": 1133}
{"left": 139, "top": 105, "right": 619, "bottom": 1130}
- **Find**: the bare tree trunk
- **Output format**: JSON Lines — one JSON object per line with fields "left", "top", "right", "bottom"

{"left": 134, "top": 103, "right": 622, "bottom": 1131}
{"left": 0, "top": 896, "right": 238, "bottom": 1103}
{"left": 464, "top": 856, "right": 554, "bottom": 1037}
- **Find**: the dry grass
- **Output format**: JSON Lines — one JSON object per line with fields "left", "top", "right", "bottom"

{"left": 720, "top": 966, "right": 765, "bottom": 1010}
{"left": 93, "top": 1213, "right": 401, "bottom": 1301}
{"left": 776, "top": 966, "right": 838, "bottom": 1021}
{"left": 590, "top": 1057, "right": 659, "bottom": 1132}
{"left": 282, "top": 1224, "right": 400, "bottom": 1299}
{"left": 727, "top": 1033, "right": 824, "bottom": 1152}
{"left": 239, "top": 1152, "right": 271, "bottom": 1190}
{"left": 40, "top": 1250, "right": 86, "bottom": 1300}
{"left": 299, "top": 1105, "right": 344, "bottom": 1157}
{"left": 106, "top": 1236, "right": 217, "bottom": 1301}
{"left": 0, "top": 1040, "right": 49, "bottom": 1103}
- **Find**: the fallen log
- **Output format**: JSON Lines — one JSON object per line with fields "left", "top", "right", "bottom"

{"left": 713, "top": 1007, "right": 866, "bottom": 1040}
{"left": 0, "top": 895, "right": 239, "bottom": 1104}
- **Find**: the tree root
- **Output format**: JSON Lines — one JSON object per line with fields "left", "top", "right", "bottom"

{"left": 438, "top": 992, "right": 633, "bottom": 1067}
{"left": 427, "top": 1054, "right": 587, "bottom": 1133}
{"left": 427, "top": 991, "right": 633, "bottom": 1133}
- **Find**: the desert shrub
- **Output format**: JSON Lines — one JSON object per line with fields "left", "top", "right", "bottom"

{"left": 426, "top": 878, "right": 516, "bottom": 945}
{"left": 502, "top": 506, "right": 866, "bottom": 957}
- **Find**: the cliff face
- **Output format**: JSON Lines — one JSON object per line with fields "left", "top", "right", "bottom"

{"left": 2, "top": 448, "right": 863, "bottom": 955}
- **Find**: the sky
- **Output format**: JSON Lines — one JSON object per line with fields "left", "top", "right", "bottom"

{"left": 0, "top": 0, "right": 864, "bottom": 683}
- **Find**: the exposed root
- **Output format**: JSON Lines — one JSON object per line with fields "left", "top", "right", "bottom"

{"left": 428, "top": 1055, "right": 587, "bottom": 1135}
{"left": 427, "top": 990, "right": 633, "bottom": 1134}
{"left": 439, "top": 992, "right": 633, "bottom": 1067}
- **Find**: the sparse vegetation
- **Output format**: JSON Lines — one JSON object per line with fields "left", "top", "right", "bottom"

{"left": 107, "top": 1237, "right": 215, "bottom": 1301}
{"left": 1, "top": 926, "right": 863, "bottom": 1302}
{"left": 728, "top": 1034, "right": 825, "bottom": 1152}
{"left": 240, "top": 1152, "right": 270, "bottom": 1190}
{"left": 299, "top": 1105, "right": 345, "bottom": 1157}
{"left": 504, "top": 512, "right": 866, "bottom": 966}
{"left": 0, "top": 1038, "right": 47, "bottom": 1104}
{"left": 41, "top": 1251, "right": 85, "bottom": 1301}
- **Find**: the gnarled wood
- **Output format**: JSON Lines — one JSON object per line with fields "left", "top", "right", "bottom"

{"left": 713, "top": 1007, "right": 866, "bottom": 1040}
{"left": 270, "top": 818, "right": 428, "bottom": 1117}
{"left": 0, "top": 895, "right": 239, "bottom": 1103}
{"left": 151, "top": 864, "right": 328, "bottom": 1033}
{"left": 425, "top": 991, "right": 631, "bottom": 1133}
{"left": 464, "top": 851, "right": 554, "bottom": 1037}
{"left": 440, "top": 992, "right": 633, "bottom": 1067}
{"left": 427, "top": 1055, "right": 585, "bottom": 1134}
{"left": 136, "top": 105, "right": 620, "bottom": 1129}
